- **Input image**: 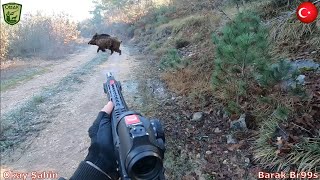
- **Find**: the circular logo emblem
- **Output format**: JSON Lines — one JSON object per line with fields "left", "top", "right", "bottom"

{"left": 296, "top": 2, "right": 318, "bottom": 23}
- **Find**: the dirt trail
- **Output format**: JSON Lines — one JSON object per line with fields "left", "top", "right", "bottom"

{"left": 0, "top": 47, "right": 97, "bottom": 117}
{"left": 1, "top": 46, "right": 142, "bottom": 179}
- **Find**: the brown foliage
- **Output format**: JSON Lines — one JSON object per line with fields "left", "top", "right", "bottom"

{"left": 0, "top": 23, "right": 9, "bottom": 63}
{"left": 171, "top": 0, "right": 221, "bottom": 17}
{"left": 3, "top": 12, "right": 80, "bottom": 60}
{"left": 161, "top": 47, "right": 215, "bottom": 111}
{"left": 103, "top": 0, "right": 171, "bottom": 24}
{"left": 265, "top": 4, "right": 320, "bottom": 60}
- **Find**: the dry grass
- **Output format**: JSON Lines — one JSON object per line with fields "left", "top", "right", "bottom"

{"left": 0, "top": 23, "right": 9, "bottom": 63}
{"left": 154, "top": 12, "right": 221, "bottom": 42}
{"left": 154, "top": 47, "right": 170, "bottom": 56}
{"left": 161, "top": 54, "right": 214, "bottom": 96}
{"left": 2, "top": 12, "right": 80, "bottom": 61}
{"left": 253, "top": 73, "right": 320, "bottom": 175}
{"left": 220, "top": 0, "right": 270, "bottom": 20}
{"left": 172, "top": 14, "right": 207, "bottom": 33}
{"left": 102, "top": 0, "right": 172, "bottom": 24}
{"left": 156, "top": 22, "right": 174, "bottom": 33}
{"left": 152, "top": 11, "right": 221, "bottom": 110}
{"left": 254, "top": 117, "right": 320, "bottom": 174}
{"left": 269, "top": 15, "right": 320, "bottom": 60}
{"left": 0, "top": 59, "right": 23, "bottom": 70}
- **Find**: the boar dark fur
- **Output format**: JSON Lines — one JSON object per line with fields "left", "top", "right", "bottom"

{"left": 88, "top": 33, "right": 122, "bottom": 55}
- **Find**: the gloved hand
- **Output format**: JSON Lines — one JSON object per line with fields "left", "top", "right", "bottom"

{"left": 85, "top": 101, "right": 119, "bottom": 179}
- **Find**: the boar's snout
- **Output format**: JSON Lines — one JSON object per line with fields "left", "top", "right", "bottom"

{"left": 88, "top": 40, "right": 96, "bottom": 45}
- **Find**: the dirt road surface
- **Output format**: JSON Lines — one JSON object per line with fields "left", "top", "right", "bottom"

{"left": 0, "top": 46, "right": 145, "bottom": 179}
{"left": 1, "top": 47, "right": 97, "bottom": 117}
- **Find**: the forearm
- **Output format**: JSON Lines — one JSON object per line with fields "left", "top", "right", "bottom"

{"left": 67, "top": 161, "right": 111, "bottom": 180}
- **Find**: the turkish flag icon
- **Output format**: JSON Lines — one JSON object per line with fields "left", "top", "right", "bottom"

{"left": 296, "top": 2, "right": 318, "bottom": 23}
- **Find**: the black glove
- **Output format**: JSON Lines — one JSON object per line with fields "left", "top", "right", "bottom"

{"left": 67, "top": 111, "right": 119, "bottom": 180}
{"left": 85, "top": 111, "right": 119, "bottom": 179}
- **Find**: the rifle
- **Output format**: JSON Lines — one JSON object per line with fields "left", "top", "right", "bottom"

{"left": 103, "top": 72, "right": 166, "bottom": 180}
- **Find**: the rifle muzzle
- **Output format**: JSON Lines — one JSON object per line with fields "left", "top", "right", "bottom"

{"left": 107, "top": 72, "right": 113, "bottom": 77}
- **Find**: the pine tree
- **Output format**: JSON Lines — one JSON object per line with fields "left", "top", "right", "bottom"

{"left": 211, "top": 11, "right": 270, "bottom": 115}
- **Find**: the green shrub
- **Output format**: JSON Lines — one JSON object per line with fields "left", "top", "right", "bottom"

{"left": 156, "top": 15, "right": 169, "bottom": 26}
{"left": 211, "top": 11, "right": 270, "bottom": 114}
{"left": 160, "top": 49, "right": 182, "bottom": 70}
{"left": 256, "top": 59, "right": 294, "bottom": 87}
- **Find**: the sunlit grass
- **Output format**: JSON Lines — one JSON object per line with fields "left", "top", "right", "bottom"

{"left": 0, "top": 68, "right": 48, "bottom": 92}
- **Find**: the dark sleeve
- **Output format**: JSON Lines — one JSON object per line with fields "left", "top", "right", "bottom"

{"left": 65, "top": 161, "right": 111, "bottom": 180}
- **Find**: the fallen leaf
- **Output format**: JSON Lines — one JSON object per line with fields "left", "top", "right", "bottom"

{"left": 227, "top": 140, "right": 245, "bottom": 151}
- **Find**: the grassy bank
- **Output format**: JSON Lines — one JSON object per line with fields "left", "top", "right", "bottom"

{"left": 129, "top": 0, "right": 320, "bottom": 178}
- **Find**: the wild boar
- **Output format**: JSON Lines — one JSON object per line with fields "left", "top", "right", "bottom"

{"left": 88, "top": 33, "right": 122, "bottom": 55}
{"left": 99, "top": 33, "right": 111, "bottom": 37}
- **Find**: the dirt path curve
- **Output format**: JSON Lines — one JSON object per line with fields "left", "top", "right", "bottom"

{"left": 0, "top": 47, "right": 97, "bottom": 117}
{"left": 1, "top": 46, "right": 142, "bottom": 179}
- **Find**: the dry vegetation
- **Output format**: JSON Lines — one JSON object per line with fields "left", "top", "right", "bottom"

{"left": 143, "top": 11, "right": 222, "bottom": 103}
{"left": 120, "top": 0, "right": 320, "bottom": 178}
{"left": 1, "top": 12, "right": 80, "bottom": 64}
{"left": 258, "top": 1, "right": 320, "bottom": 60}
{"left": 0, "top": 23, "right": 10, "bottom": 62}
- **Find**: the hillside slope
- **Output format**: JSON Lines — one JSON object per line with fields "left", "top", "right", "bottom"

{"left": 128, "top": 0, "right": 320, "bottom": 179}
